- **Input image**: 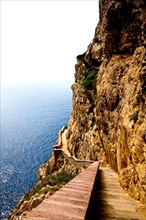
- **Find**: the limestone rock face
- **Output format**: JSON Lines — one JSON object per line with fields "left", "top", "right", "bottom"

{"left": 67, "top": 0, "right": 146, "bottom": 203}
{"left": 7, "top": 2, "right": 146, "bottom": 219}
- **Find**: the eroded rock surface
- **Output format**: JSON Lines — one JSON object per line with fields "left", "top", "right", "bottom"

{"left": 67, "top": 0, "right": 146, "bottom": 203}
{"left": 7, "top": 0, "right": 146, "bottom": 219}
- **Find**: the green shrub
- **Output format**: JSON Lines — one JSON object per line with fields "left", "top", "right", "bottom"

{"left": 51, "top": 171, "right": 75, "bottom": 184}
{"left": 82, "top": 69, "right": 97, "bottom": 90}
{"left": 24, "top": 170, "right": 75, "bottom": 201}
{"left": 25, "top": 185, "right": 43, "bottom": 201}
{"left": 46, "top": 162, "right": 51, "bottom": 175}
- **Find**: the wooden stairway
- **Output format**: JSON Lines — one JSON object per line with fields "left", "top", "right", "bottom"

{"left": 22, "top": 164, "right": 145, "bottom": 220}
{"left": 22, "top": 162, "right": 99, "bottom": 220}
{"left": 88, "top": 167, "right": 146, "bottom": 220}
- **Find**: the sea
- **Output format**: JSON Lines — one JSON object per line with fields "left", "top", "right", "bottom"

{"left": 0, "top": 81, "right": 72, "bottom": 220}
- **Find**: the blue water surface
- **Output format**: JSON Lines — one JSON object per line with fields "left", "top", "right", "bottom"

{"left": 0, "top": 81, "right": 72, "bottom": 219}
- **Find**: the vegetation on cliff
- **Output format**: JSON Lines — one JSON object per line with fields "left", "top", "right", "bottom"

{"left": 68, "top": 0, "right": 146, "bottom": 203}
{"left": 82, "top": 68, "right": 97, "bottom": 90}
{"left": 7, "top": 150, "right": 80, "bottom": 219}
{"left": 25, "top": 170, "right": 75, "bottom": 201}
{"left": 8, "top": 0, "right": 146, "bottom": 219}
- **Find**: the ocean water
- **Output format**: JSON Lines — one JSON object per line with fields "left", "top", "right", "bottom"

{"left": 0, "top": 81, "right": 72, "bottom": 220}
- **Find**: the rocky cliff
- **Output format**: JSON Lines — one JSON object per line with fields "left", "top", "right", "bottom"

{"left": 67, "top": 0, "right": 146, "bottom": 203}
{"left": 8, "top": 0, "right": 146, "bottom": 219}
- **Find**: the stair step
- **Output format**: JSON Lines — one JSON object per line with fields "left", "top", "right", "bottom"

{"left": 22, "top": 162, "right": 99, "bottom": 220}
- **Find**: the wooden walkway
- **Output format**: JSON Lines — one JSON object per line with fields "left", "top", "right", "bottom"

{"left": 88, "top": 167, "right": 146, "bottom": 220}
{"left": 21, "top": 128, "right": 145, "bottom": 219}
{"left": 22, "top": 162, "right": 99, "bottom": 220}
{"left": 53, "top": 127, "right": 93, "bottom": 168}
{"left": 22, "top": 163, "right": 145, "bottom": 220}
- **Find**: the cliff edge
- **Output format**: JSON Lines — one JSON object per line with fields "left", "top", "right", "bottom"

{"left": 67, "top": 0, "right": 146, "bottom": 203}
{"left": 8, "top": 0, "right": 146, "bottom": 219}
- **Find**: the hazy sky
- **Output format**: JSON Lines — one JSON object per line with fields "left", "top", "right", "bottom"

{"left": 1, "top": 1, "right": 99, "bottom": 84}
